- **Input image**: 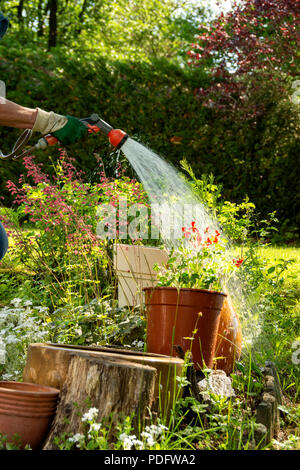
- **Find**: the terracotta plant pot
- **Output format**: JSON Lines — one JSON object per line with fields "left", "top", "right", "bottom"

{"left": 214, "top": 293, "right": 243, "bottom": 374}
{"left": 0, "top": 381, "right": 59, "bottom": 450}
{"left": 144, "top": 286, "right": 226, "bottom": 369}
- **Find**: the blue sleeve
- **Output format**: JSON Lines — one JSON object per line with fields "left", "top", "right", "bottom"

{"left": 0, "top": 12, "right": 9, "bottom": 40}
{"left": 0, "top": 221, "right": 8, "bottom": 261}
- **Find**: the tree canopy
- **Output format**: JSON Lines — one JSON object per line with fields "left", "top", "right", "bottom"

{"left": 0, "top": 0, "right": 203, "bottom": 58}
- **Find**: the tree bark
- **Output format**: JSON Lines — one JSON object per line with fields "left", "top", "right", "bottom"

{"left": 42, "top": 354, "right": 156, "bottom": 450}
{"left": 48, "top": 0, "right": 57, "bottom": 49}
{"left": 17, "top": 0, "right": 24, "bottom": 28}
{"left": 37, "top": 0, "right": 44, "bottom": 37}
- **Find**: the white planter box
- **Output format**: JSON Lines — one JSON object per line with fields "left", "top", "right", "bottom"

{"left": 113, "top": 244, "right": 168, "bottom": 307}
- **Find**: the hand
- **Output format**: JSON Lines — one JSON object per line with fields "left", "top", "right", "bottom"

{"left": 52, "top": 116, "right": 87, "bottom": 145}
{"left": 32, "top": 108, "right": 87, "bottom": 145}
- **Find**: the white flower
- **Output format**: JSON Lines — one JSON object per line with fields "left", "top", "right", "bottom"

{"left": 141, "top": 431, "right": 156, "bottom": 447}
{"left": 75, "top": 327, "right": 83, "bottom": 336}
{"left": 133, "top": 439, "right": 144, "bottom": 450}
{"left": 5, "top": 335, "right": 19, "bottom": 344}
{"left": 119, "top": 433, "right": 134, "bottom": 450}
{"left": 119, "top": 433, "right": 144, "bottom": 450}
{"left": 176, "top": 375, "right": 191, "bottom": 387}
{"left": 131, "top": 340, "right": 144, "bottom": 349}
{"left": 10, "top": 298, "right": 22, "bottom": 308}
{"left": 81, "top": 407, "right": 99, "bottom": 423}
{"left": 89, "top": 422, "right": 101, "bottom": 432}
{"left": 68, "top": 433, "right": 85, "bottom": 446}
{"left": 145, "top": 424, "right": 168, "bottom": 437}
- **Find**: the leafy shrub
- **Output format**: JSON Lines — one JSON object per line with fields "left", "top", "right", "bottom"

{"left": 48, "top": 297, "right": 146, "bottom": 347}
{"left": 4, "top": 151, "right": 149, "bottom": 309}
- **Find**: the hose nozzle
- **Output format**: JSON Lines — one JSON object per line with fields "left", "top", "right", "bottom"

{"left": 108, "top": 129, "right": 128, "bottom": 149}
{"left": 87, "top": 114, "right": 128, "bottom": 149}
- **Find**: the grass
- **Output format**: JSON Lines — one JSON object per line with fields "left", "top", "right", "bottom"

{"left": 258, "top": 246, "right": 300, "bottom": 285}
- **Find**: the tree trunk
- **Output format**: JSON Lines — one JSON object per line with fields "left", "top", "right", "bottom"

{"left": 48, "top": 0, "right": 57, "bottom": 49}
{"left": 42, "top": 354, "right": 156, "bottom": 450}
{"left": 17, "top": 0, "right": 24, "bottom": 28}
{"left": 76, "top": 0, "right": 89, "bottom": 35}
{"left": 37, "top": 0, "right": 44, "bottom": 37}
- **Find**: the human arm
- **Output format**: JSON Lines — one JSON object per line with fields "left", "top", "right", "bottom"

{"left": 0, "top": 99, "right": 37, "bottom": 129}
{"left": 0, "top": 99, "right": 87, "bottom": 144}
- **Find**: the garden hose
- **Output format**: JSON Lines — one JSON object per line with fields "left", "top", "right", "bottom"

{"left": 0, "top": 128, "right": 35, "bottom": 160}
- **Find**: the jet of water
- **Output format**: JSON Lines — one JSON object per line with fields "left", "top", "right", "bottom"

{"left": 121, "top": 137, "right": 262, "bottom": 347}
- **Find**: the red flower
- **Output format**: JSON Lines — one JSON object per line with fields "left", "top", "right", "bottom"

{"left": 184, "top": 231, "right": 192, "bottom": 239}
{"left": 190, "top": 221, "right": 200, "bottom": 233}
{"left": 233, "top": 258, "right": 244, "bottom": 268}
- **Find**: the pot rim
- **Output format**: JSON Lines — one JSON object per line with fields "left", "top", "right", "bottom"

{"left": 143, "top": 286, "right": 227, "bottom": 296}
{"left": 0, "top": 381, "right": 59, "bottom": 398}
{"left": 0, "top": 407, "right": 56, "bottom": 418}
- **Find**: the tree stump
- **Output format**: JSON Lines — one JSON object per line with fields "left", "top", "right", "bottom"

{"left": 42, "top": 353, "right": 157, "bottom": 450}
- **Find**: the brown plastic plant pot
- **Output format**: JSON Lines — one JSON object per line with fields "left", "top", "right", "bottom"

{"left": 214, "top": 293, "right": 243, "bottom": 374}
{"left": 0, "top": 381, "right": 59, "bottom": 450}
{"left": 144, "top": 286, "right": 226, "bottom": 370}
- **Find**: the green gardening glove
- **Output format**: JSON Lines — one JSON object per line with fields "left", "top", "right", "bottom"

{"left": 52, "top": 115, "right": 87, "bottom": 145}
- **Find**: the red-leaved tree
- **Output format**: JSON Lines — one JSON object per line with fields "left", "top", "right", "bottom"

{"left": 188, "top": 0, "right": 300, "bottom": 119}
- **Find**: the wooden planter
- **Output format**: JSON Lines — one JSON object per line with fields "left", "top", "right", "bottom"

{"left": 113, "top": 243, "right": 168, "bottom": 307}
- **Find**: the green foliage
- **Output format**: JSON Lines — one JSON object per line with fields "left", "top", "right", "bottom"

{"left": 0, "top": 33, "right": 297, "bottom": 239}
{"left": 3, "top": 152, "right": 149, "bottom": 309}
{"left": 48, "top": 297, "right": 146, "bottom": 347}
{"left": 0, "top": 0, "right": 202, "bottom": 57}
{"left": 0, "top": 433, "right": 30, "bottom": 450}
{"left": 154, "top": 223, "right": 239, "bottom": 291}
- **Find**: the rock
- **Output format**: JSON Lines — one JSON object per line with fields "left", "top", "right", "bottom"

{"left": 198, "top": 369, "right": 235, "bottom": 399}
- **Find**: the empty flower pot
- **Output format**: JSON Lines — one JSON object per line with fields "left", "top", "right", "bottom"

{"left": 144, "top": 286, "right": 226, "bottom": 369}
{"left": 0, "top": 381, "right": 59, "bottom": 450}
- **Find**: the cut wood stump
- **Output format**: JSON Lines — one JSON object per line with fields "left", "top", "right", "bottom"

{"left": 23, "top": 343, "right": 184, "bottom": 419}
{"left": 42, "top": 353, "right": 156, "bottom": 450}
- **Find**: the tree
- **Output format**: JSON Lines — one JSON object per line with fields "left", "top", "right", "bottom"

{"left": 48, "top": 0, "right": 58, "bottom": 49}
{"left": 0, "top": 0, "right": 204, "bottom": 57}
{"left": 188, "top": 0, "right": 300, "bottom": 118}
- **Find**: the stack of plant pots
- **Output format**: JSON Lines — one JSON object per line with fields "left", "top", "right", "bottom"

{"left": 0, "top": 381, "right": 59, "bottom": 449}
